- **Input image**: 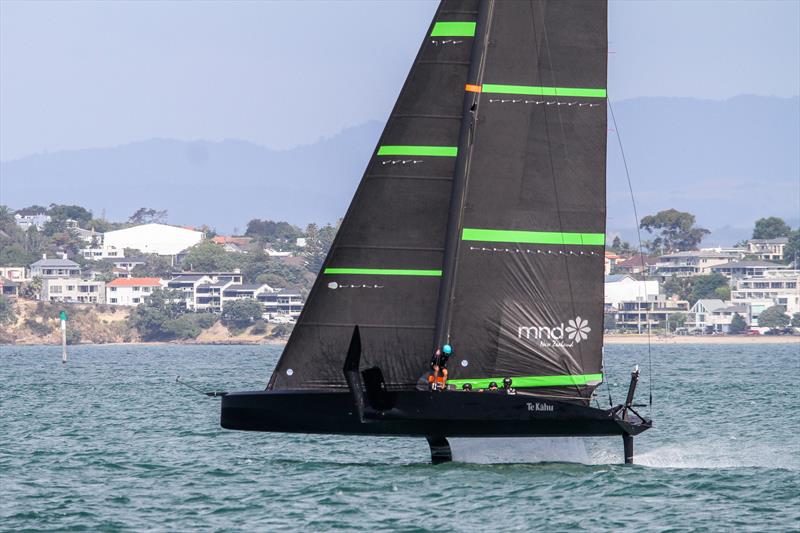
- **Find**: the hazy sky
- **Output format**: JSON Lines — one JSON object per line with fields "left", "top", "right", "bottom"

{"left": 1, "top": 0, "right": 798, "bottom": 161}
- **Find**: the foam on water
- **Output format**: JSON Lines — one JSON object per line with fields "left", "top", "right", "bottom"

{"left": 450, "top": 437, "right": 591, "bottom": 464}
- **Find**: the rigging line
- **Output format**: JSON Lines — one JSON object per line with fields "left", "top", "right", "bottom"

{"left": 533, "top": 0, "right": 589, "bottom": 399}
{"left": 608, "top": 99, "right": 653, "bottom": 413}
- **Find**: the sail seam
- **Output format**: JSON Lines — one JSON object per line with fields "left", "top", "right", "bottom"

{"left": 324, "top": 268, "right": 443, "bottom": 276}
{"left": 462, "top": 228, "right": 605, "bottom": 246}
{"left": 448, "top": 373, "right": 604, "bottom": 389}
{"left": 377, "top": 146, "right": 457, "bottom": 157}
{"left": 475, "top": 84, "right": 606, "bottom": 98}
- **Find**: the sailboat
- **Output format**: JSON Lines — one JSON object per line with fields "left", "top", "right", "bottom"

{"left": 221, "top": 0, "right": 652, "bottom": 464}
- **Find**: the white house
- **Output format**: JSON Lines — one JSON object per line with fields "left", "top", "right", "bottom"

{"left": 42, "top": 278, "right": 105, "bottom": 303}
{"left": 14, "top": 213, "right": 50, "bottom": 231}
{"left": 604, "top": 275, "right": 659, "bottom": 309}
{"left": 745, "top": 238, "right": 788, "bottom": 262}
{"left": 731, "top": 269, "right": 800, "bottom": 321}
{"left": 650, "top": 251, "right": 740, "bottom": 279}
{"left": 687, "top": 299, "right": 749, "bottom": 332}
{"left": 30, "top": 254, "right": 81, "bottom": 278}
{"left": 106, "top": 277, "right": 165, "bottom": 306}
{"left": 103, "top": 223, "right": 203, "bottom": 256}
{"left": 0, "top": 266, "right": 29, "bottom": 282}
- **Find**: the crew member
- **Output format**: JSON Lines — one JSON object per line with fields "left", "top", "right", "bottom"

{"left": 427, "top": 345, "right": 452, "bottom": 391}
{"left": 502, "top": 377, "right": 516, "bottom": 395}
{"left": 487, "top": 381, "right": 499, "bottom": 392}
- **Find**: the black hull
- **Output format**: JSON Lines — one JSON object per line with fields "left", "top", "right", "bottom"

{"left": 221, "top": 389, "right": 650, "bottom": 438}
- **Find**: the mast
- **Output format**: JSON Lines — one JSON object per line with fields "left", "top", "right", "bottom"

{"left": 434, "top": 0, "right": 494, "bottom": 349}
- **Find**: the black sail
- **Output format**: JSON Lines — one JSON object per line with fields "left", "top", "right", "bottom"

{"left": 439, "top": 0, "right": 608, "bottom": 399}
{"left": 269, "top": 0, "right": 479, "bottom": 390}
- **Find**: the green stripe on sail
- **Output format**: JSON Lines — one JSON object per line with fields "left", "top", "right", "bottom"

{"left": 462, "top": 228, "right": 605, "bottom": 246}
{"left": 448, "top": 373, "right": 604, "bottom": 389}
{"left": 377, "top": 145, "right": 458, "bottom": 157}
{"left": 481, "top": 84, "right": 606, "bottom": 98}
{"left": 430, "top": 21, "right": 476, "bottom": 37}
{"left": 324, "top": 268, "right": 443, "bottom": 277}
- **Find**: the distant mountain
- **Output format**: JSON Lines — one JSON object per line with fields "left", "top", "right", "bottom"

{"left": 2, "top": 95, "right": 797, "bottom": 243}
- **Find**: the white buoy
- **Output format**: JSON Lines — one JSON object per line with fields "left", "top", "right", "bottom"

{"left": 60, "top": 310, "right": 68, "bottom": 364}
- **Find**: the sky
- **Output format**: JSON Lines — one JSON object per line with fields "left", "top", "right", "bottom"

{"left": 1, "top": 0, "right": 798, "bottom": 162}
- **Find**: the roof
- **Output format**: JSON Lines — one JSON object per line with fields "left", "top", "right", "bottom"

{"left": 713, "top": 304, "right": 748, "bottom": 314}
{"left": 693, "top": 299, "right": 727, "bottom": 312}
{"left": 107, "top": 277, "right": 162, "bottom": 287}
{"left": 660, "top": 251, "right": 737, "bottom": 259}
{"left": 615, "top": 256, "right": 659, "bottom": 267}
{"left": 604, "top": 251, "right": 621, "bottom": 259}
{"left": 225, "top": 283, "right": 265, "bottom": 291}
{"left": 31, "top": 258, "right": 80, "bottom": 268}
{"left": 211, "top": 236, "right": 253, "bottom": 245}
{"left": 168, "top": 275, "right": 205, "bottom": 282}
{"left": 604, "top": 274, "right": 633, "bottom": 283}
{"left": 111, "top": 257, "right": 147, "bottom": 264}
{"left": 749, "top": 237, "right": 788, "bottom": 244}
{"left": 0, "top": 277, "right": 20, "bottom": 287}
{"left": 713, "top": 260, "right": 787, "bottom": 269}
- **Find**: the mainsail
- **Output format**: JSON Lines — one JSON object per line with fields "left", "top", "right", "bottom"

{"left": 269, "top": 0, "right": 608, "bottom": 400}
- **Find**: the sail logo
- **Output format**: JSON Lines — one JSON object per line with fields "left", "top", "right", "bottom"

{"left": 517, "top": 316, "right": 591, "bottom": 348}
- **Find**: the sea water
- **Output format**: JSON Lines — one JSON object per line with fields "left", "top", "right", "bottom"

{"left": 1, "top": 343, "right": 798, "bottom": 531}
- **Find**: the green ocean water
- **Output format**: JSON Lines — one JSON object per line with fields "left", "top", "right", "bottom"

{"left": 1, "top": 343, "right": 798, "bottom": 532}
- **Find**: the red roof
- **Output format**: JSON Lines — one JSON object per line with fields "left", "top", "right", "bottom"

{"left": 106, "top": 277, "right": 162, "bottom": 287}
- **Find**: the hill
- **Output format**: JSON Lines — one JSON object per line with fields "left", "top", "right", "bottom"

{"left": 2, "top": 95, "right": 797, "bottom": 244}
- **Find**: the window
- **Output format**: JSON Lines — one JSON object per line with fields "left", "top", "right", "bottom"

{"left": 50, "top": 285, "right": 62, "bottom": 293}
{"left": 133, "top": 287, "right": 140, "bottom": 291}
{"left": 110, "top": 298, "right": 117, "bottom": 303}
{"left": 132, "top": 298, "right": 140, "bottom": 303}
{"left": 110, "top": 287, "right": 117, "bottom": 292}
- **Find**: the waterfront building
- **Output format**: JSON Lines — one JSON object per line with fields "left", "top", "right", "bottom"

{"left": 41, "top": 278, "right": 105, "bottom": 304}
{"left": 650, "top": 251, "right": 740, "bottom": 280}
{"left": 731, "top": 269, "right": 800, "bottom": 321}
{"left": 744, "top": 238, "right": 788, "bottom": 262}
{"left": 103, "top": 223, "right": 203, "bottom": 256}
{"left": 604, "top": 275, "right": 659, "bottom": 309}
{"left": 257, "top": 289, "right": 304, "bottom": 318}
{"left": 711, "top": 260, "right": 788, "bottom": 280}
{"left": 106, "top": 277, "right": 165, "bottom": 306}
{"left": 615, "top": 295, "right": 690, "bottom": 332}
{"left": 30, "top": 255, "right": 81, "bottom": 278}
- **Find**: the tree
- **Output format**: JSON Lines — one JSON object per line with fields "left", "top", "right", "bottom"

{"left": 132, "top": 255, "right": 174, "bottom": 278}
{"left": 47, "top": 204, "right": 93, "bottom": 227}
{"left": 603, "top": 313, "right": 617, "bottom": 331}
{"left": 0, "top": 295, "right": 16, "bottom": 325}
{"left": 129, "top": 288, "right": 186, "bottom": 340}
{"left": 752, "top": 217, "right": 791, "bottom": 240}
{"left": 609, "top": 236, "right": 632, "bottom": 255}
{"left": 180, "top": 242, "right": 238, "bottom": 272}
{"left": 245, "top": 219, "right": 302, "bottom": 243}
{"left": 757, "top": 305, "right": 790, "bottom": 330}
{"left": 639, "top": 209, "right": 709, "bottom": 253}
{"left": 689, "top": 273, "right": 729, "bottom": 305}
{"left": 714, "top": 285, "right": 731, "bottom": 301}
{"left": 221, "top": 299, "right": 264, "bottom": 329}
{"left": 791, "top": 313, "right": 800, "bottom": 328}
{"left": 15, "top": 205, "right": 49, "bottom": 216}
{"left": 304, "top": 222, "right": 339, "bottom": 274}
{"left": 728, "top": 313, "right": 748, "bottom": 334}
{"left": 129, "top": 207, "right": 168, "bottom": 225}
{"left": 666, "top": 312, "right": 687, "bottom": 331}
{"left": 783, "top": 230, "right": 800, "bottom": 266}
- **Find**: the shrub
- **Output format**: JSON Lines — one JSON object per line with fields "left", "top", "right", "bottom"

{"left": 221, "top": 300, "right": 264, "bottom": 329}
{"left": 0, "top": 296, "right": 16, "bottom": 325}
{"left": 250, "top": 319, "right": 267, "bottom": 335}
{"left": 25, "top": 318, "right": 53, "bottom": 336}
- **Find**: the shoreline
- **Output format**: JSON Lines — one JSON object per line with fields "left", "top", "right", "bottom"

{"left": 3, "top": 336, "right": 798, "bottom": 347}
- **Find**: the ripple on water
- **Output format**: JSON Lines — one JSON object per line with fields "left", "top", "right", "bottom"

{"left": 1, "top": 343, "right": 798, "bottom": 531}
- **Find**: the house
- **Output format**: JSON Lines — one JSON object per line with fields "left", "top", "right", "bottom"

{"left": 221, "top": 283, "right": 272, "bottom": 305}
{"left": 265, "top": 247, "right": 293, "bottom": 257}
{"left": 0, "top": 266, "right": 29, "bottom": 282}
{"left": 731, "top": 269, "right": 800, "bottom": 321}
{"left": 30, "top": 254, "right": 81, "bottom": 278}
{"left": 211, "top": 236, "right": 253, "bottom": 247}
{"left": 604, "top": 251, "right": 621, "bottom": 275}
{"left": 686, "top": 299, "right": 749, "bottom": 332}
{"left": 257, "top": 288, "right": 304, "bottom": 318}
{"left": 41, "top": 278, "right": 105, "bottom": 303}
{"left": 194, "top": 280, "right": 236, "bottom": 312}
{"left": 166, "top": 274, "right": 213, "bottom": 310}
{"left": 14, "top": 212, "right": 50, "bottom": 231}
{"left": 604, "top": 275, "right": 659, "bottom": 309}
{"left": 103, "top": 223, "right": 204, "bottom": 256}
{"left": 111, "top": 257, "right": 147, "bottom": 272}
{"left": 650, "top": 251, "right": 740, "bottom": 280}
{"left": 80, "top": 245, "right": 124, "bottom": 261}
{"left": 1, "top": 278, "right": 20, "bottom": 298}
{"left": 106, "top": 277, "right": 165, "bottom": 306}
{"left": 615, "top": 295, "right": 690, "bottom": 333}
{"left": 612, "top": 255, "right": 659, "bottom": 275}
{"left": 711, "top": 260, "right": 788, "bottom": 280}
{"left": 745, "top": 238, "right": 788, "bottom": 262}
{"left": 170, "top": 271, "right": 244, "bottom": 285}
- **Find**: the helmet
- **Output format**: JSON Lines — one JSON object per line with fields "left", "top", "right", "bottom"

{"left": 503, "top": 377, "right": 512, "bottom": 388}
{"left": 442, "top": 344, "right": 452, "bottom": 354}
{"left": 488, "top": 381, "right": 498, "bottom": 389}
{"left": 462, "top": 383, "right": 472, "bottom": 391}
